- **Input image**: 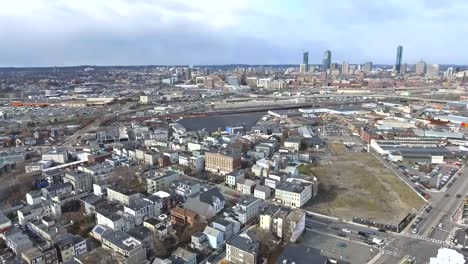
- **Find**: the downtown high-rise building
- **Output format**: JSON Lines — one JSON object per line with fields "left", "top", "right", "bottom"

{"left": 400, "top": 63, "right": 408, "bottom": 75}
{"left": 322, "top": 50, "right": 332, "bottom": 72}
{"left": 426, "top": 64, "right": 440, "bottom": 78}
{"left": 415, "top": 60, "right": 427, "bottom": 75}
{"left": 395, "top": 45, "right": 403, "bottom": 74}
{"left": 302, "top": 51, "right": 309, "bottom": 72}
{"left": 363, "top": 62, "right": 373, "bottom": 73}
{"left": 341, "top": 61, "right": 350, "bottom": 75}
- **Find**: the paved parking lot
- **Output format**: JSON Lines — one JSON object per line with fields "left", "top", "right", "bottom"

{"left": 300, "top": 230, "right": 377, "bottom": 263}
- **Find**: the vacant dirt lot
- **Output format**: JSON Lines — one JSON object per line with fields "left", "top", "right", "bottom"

{"left": 302, "top": 142, "right": 425, "bottom": 224}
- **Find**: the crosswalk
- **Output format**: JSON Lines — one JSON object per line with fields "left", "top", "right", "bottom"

{"left": 382, "top": 249, "right": 399, "bottom": 257}
{"left": 401, "top": 233, "right": 446, "bottom": 245}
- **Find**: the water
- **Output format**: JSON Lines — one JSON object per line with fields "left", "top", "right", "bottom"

{"left": 179, "top": 112, "right": 265, "bottom": 132}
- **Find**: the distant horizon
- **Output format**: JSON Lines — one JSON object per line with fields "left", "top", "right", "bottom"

{"left": 1, "top": 1, "right": 468, "bottom": 66}
{"left": 0, "top": 63, "right": 466, "bottom": 70}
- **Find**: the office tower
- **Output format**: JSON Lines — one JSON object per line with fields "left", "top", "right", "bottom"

{"left": 302, "top": 51, "right": 309, "bottom": 72}
{"left": 395, "top": 45, "right": 403, "bottom": 74}
{"left": 341, "top": 61, "right": 350, "bottom": 75}
{"left": 330, "top": 63, "right": 339, "bottom": 71}
{"left": 322, "top": 50, "right": 332, "bottom": 72}
{"left": 299, "top": 64, "right": 307, "bottom": 73}
{"left": 185, "top": 66, "right": 193, "bottom": 80}
{"left": 400, "top": 63, "right": 407, "bottom": 75}
{"left": 363, "top": 62, "right": 373, "bottom": 73}
{"left": 415, "top": 60, "right": 427, "bottom": 75}
{"left": 426, "top": 64, "right": 440, "bottom": 78}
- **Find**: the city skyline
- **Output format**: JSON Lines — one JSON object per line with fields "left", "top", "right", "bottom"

{"left": 1, "top": 0, "right": 468, "bottom": 66}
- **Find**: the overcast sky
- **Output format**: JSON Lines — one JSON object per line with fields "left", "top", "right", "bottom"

{"left": 1, "top": 0, "right": 467, "bottom": 66}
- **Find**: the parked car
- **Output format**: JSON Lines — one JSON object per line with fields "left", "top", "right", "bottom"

{"left": 358, "top": 231, "right": 369, "bottom": 238}
{"left": 412, "top": 228, "right": 418, "bottom": 234}
{"left": 438, "top": 223, "right": 443, "bottom": 228}
{"left": 337, "top": 242, "right": 348, "bottom": 248}
{"left": 342, "top": 228, "right": 352, "bottom": 233}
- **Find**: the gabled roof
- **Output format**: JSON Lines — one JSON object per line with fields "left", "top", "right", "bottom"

{"left": 199, "top": 187, "right": 225, "bottom": 205}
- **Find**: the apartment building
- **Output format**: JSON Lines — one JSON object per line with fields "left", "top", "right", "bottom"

{"left": 101, "top": 230, "right": 147, "bottom": 264}
{"left": 236, "top": 179, "right": 256, "bottom": 195}
{"left": 275, "top": 181, "right": 312, "bottom": 208}
{"left": 225, "top": 170, "right": 245, "bottom": 189}
{"left": 63, "top": 171, "right": 93, "bottom": 191}
{"left": 205, "top": 151, "right": 241, "bottom": 175}
{"left": 21, "top": 245, "right": 59, "bottom": 264}
{"left": 225, "top": 197, "right": 261, "bottom": 225}
{"left": 123, "top": 198, "right": 161, "bottom": 226}
{"left": 106, "top": 185, "right": 141, "bottom": 206}
{"left": 146, "top": 169, "right": 180, "bottom": 194}
{"left": 17, "top": 201, "right": 61, "bottom": 226}
{"left": 226, "top": 235, "right": 259, "bottom": 264}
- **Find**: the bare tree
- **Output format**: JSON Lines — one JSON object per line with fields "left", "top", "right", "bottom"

{"left": 256, "top": 229, "right": 277, "bottom": 256}
{"left": 151, "top": 234, "right": 169, "bottom": 258}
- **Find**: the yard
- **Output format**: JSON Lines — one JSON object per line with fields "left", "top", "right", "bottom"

{"left": 302, "top": 142, "right": 425, "bottom": 224}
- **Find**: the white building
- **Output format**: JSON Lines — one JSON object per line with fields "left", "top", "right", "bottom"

{"left": 426, "top": 64, "right": 440, "bottom": 78}
{"left": 225, "top": 170, "right": 245, "bottom": 189}
{"left": 106, "top": 186, "right": 141, "bottom": 206}
{"left": 42, "top": 150, "right": 68, "bottom": 164}
{"left": 226, "top": 197, "right": 261, "bottom": 225}
{"left": 203, "top": 226, "right": 224, "bottom": 249}
{"left": 17, "top": 201, "right": 61, "bottom": 226}
{"left": 254, "top": 185, "right": 271, "bottom": 200}
{"left": 124, "top": 198, "right": 161, "bottom": 226}
{"left": 146, "top": 169, "right": 180, "bottom": 194}
{"left": 275, "top": 181, "right": 312, "bottom": 208}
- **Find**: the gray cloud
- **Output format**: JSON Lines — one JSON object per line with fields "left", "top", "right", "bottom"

{"left": 0, "top": 0, "right": 467, "bottom": 66}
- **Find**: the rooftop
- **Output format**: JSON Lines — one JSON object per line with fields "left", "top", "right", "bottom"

{"left": 102, "top": 230, "right": 142, "bottom": 252}
{"left": 199, "top": 187, "right": 225, "bottom": 205}
{"left": 126, "top": 198, "right": 153, "bottom": 211}
{"left": 227, "top": 234, "right": 259, "bottom": 254}
{"left": 276, "top": 181, "right": 308, "bottom": 193}
{"left": 261, "top": 205, "right": 281, "bottom": 216}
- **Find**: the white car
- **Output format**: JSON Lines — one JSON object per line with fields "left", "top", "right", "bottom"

{"left": 412, "top": 228, "right": 418, "bottom": 234}
{"left": 438, "top": 223, "right": 443, "bottom": 228}
{"left": 342, "top": 228, "right": 352, "bottom": 233}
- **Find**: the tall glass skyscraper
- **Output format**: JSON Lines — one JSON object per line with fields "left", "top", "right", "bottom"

{"left": 302, "top": 51, "right": 309, "bottom": 72}
{"left": 395, "top": 45, "right": 403, "bottom": 74}
{"left": 322, "top": 50, "right": 331, "bottom": 72}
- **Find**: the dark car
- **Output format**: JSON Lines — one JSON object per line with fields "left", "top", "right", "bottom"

{"left": 378, "top": 229, "right": 387, "bottom": 233}
{"left": 358, "top": 231, "right": 369, "bottom": 238}
{"left": 338, "top": 233, "right": 347, "bottom": 238}
{"left": 457, "top": 194, "right": 462, "bottom": 198}
{"left": 337, "top": 242, "right": 348, "bottom": 248}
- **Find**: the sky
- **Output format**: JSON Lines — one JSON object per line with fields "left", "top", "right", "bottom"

{"left": 1, "top": 0, "right": 468, "bottom": 67}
